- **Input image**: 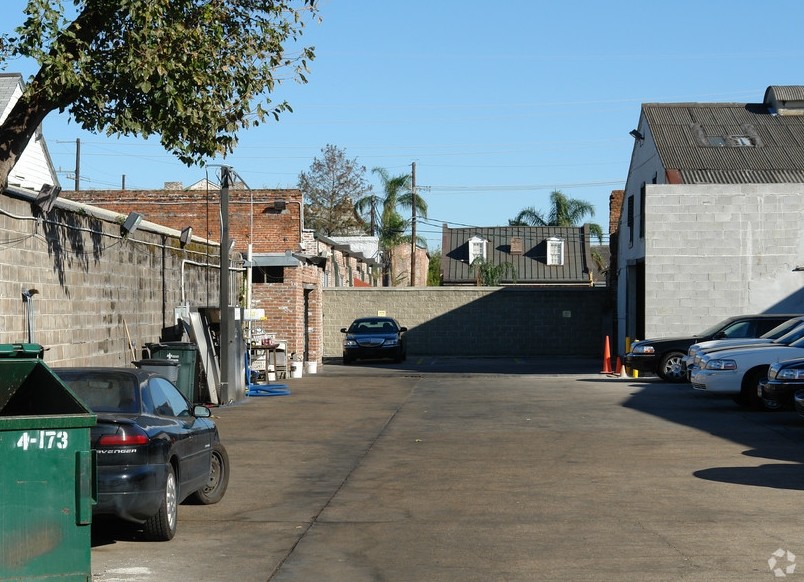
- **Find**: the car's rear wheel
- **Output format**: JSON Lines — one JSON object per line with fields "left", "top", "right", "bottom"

{"left": 189, "top": 443, "right": 230, "bottom": 505}
{"left": 658, "top": 352, "right": 686, "bottom": 382}
{"left": 144, "top": 464, "right": 178, "bottom": 541}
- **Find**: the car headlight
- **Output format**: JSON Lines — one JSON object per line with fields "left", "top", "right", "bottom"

{"left": 344, "top": 339, "right": 357, "bottom": 347}
{"left": 688, "top": 347, "right": 699, "bottom": 357}
{"left": 385, "top": 338, "right": 399, "bottom": 346}
{"left": 777, "top": 368, "right": 804, "bottom": 381}
{"left": 632, "top": 344, "right": 655, "bottom": 355}
{"left": 704, "top": 359, "right": 737, "bottom": 371}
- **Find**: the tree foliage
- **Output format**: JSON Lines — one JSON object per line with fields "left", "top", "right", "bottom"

{"left": 470, "top": 257, "right": 515, "bottom": 286}
{"left": 426, "top": 248, "right": 442, "bottom": 286}
{"left": 509, "top": 190, "right": 603, "bottom": 242}
{"left": 365, "top": 167, "right": 428, "bottom": 249}
{"left": 299, "top": 144, "right": 371, "bottom": 236}
{"left": 0, "top": 0, "right": 319, "bottom": 190}
{"left": 355, "top": 167, "right": 428, "bottom": 286}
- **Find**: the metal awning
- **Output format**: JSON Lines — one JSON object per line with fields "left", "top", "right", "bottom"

{"left": 245, "top": 251, "right": 328, "bottom": 269}
{"left": 245, "top": 253, "right": 301, "bottom": 268}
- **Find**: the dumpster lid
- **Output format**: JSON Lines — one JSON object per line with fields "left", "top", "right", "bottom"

{"left": 0, "top": 359, "right": 95, "bottom": 424}
{"left": 0, "top": 343, "right": 44, "bottom": 358}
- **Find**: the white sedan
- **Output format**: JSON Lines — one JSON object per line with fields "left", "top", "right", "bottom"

{"left": 682, "top": 317, "right": 804, "bottom": 378}
{"left": 690, "top": 336, "right": 804, "bottom": 409}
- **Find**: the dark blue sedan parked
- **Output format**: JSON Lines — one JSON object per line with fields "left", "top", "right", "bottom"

{"left": 341, "top": 317, "right": 407, "bottom": 364}
{"left": 54, "top": 367, "right": 229, "bottom": 541}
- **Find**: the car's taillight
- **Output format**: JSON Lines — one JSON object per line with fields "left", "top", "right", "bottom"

{"left": 97, "top": 427, "right": 149, "bottom": 447}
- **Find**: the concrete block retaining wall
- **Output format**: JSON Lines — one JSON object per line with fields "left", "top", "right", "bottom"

{"left": 323, "top": 287, "right": 609, "bottom": 358}
{"left": 0, "top": 195, "right": 220, "bottom": 366}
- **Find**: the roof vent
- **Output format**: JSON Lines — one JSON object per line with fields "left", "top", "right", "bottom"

{"left": 764, "top": 86, "right": 804, "bottom": 116}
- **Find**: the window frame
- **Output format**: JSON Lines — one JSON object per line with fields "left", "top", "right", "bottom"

{"left": 546, "top": 237, "right": 564, "bottom": 266}
{"left": 468, "top": 236, "right": 487, "bottom": 264}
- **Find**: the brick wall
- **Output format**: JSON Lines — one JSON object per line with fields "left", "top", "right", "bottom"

{"left": 323, "top": 287, "right": 609, "bottom": 358}
{"left": 390, "top": 243, "right": 429, "bottom": 286}
{"left": 61, "top": 188, "right": 303, "bottom": 255}
{"left": 0, "top": 194, "right": 220, "bottom": 366}
{"left": 248, "top": 264, "right": 323, "bottom": 363}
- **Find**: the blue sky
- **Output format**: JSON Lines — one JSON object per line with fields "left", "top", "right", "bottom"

{"left": 3, "top": 1, "right": 804, "bottom": 250}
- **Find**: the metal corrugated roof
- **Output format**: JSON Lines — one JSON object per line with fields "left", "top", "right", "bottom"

{"left": 644, "top": 90, "right": 804, "bottom": 183}
{"left": 441, "top": 225, "right": 591, "bottom": 285}
{"left": 765, "top": 85, "right": 804, "bottom": 102}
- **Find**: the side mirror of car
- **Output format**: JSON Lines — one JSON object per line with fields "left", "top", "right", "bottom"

{"left": 399, "top": 327, "right": 408, "bottom": 332}
{"left": 340, "top": 328, "right": 348, "bottom": 333}
{"left": 193, "top": 405, "right": 212, "bottom": 418}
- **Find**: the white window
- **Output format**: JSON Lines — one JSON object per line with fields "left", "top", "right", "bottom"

{"left": 468, "top": 236, "right": 487, "bottom": 264}
{"left": 546, "top": 237, "right": 564, "bottom": 266}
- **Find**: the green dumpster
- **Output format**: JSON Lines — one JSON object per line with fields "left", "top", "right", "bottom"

{"left": 0, "top": 349, "right": 96, "bottom": 582}
{"left": 144, "top": 342, "right": 201, "bottom": 403}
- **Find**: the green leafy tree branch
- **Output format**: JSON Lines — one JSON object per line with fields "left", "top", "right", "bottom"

{"left": 0, "top": 0, "right": 319, "bottom": 190}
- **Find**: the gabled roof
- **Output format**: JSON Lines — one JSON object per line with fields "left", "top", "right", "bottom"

{"left": 642, "top": 86, "right": 804, "bottom": 184}
{"left": 0, "top": 74, "right": 20, "bottom": 115}
{"left": 0, "top": 73, "right": 61, "bottom": 192}
{"left": 441, "top": 225, "right": 593, "bottom": 285}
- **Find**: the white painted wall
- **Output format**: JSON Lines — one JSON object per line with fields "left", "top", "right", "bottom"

{"left": 616, "top": 115, "right": 665, "bottom": 350}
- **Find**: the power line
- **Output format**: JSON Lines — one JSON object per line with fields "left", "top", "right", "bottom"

{"left": 428, "top": 180, "right": 623, "bottom": 193}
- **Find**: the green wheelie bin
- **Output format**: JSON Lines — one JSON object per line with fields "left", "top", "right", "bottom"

{"left": 0, "top": 344, "right": 96, "bottom": 581}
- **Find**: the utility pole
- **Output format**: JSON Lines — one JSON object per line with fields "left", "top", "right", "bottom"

{"left": 74, "top": 138, "right": 80, "bottom": 191}
{"left": 410, "top": 162, "right": 416, "bottom": 287}
{"left": 219, "top": 166, "right": 234, "bottom": 403}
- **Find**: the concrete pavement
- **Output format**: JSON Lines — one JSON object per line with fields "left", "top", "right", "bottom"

{"left": 90, "top": 358, "right": 804, "bottom": 581}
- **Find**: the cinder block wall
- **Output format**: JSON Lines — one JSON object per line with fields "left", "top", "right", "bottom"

{"left": 323, "top": 287, "right": 609, "bottom": 358}
{"left": 0, "top": 195, "right": 220, "bottom": 366}
{"left": 643, "top": 184, "right": 804, "bottom": 338}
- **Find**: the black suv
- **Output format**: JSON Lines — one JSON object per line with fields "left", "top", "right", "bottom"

{"left": 625, "top": 314, "right": 801, "bottom": 382}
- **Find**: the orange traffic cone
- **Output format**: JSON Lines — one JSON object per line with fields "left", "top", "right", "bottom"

{"left": 600, "top": 336, "right": 613, "bottom": 374}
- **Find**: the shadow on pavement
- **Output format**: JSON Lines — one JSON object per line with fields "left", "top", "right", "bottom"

{"left": 91, "top": 518, "right": 143, "bottom": 547}
{"left": 322, "top": 356, "right": 601, "bottom": 375}
{"left": 620, "top": 377, "right": 804, "bottom": 491}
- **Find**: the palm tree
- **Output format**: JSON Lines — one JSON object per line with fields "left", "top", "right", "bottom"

{"left": 509, "top": 190, "right": 603, "bottom": 242}
{"left": 360, "top": 167, "right": 429, "bottom": 285}
{"left": 353, "top": 191, "right": 381, "bottom": 236}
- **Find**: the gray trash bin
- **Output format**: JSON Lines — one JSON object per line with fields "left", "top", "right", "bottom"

{"left": 133, "top": 359, "right": 180, "bottom": 384}
{"left": 144, "top": 342, "right": 201, "bottom": 403}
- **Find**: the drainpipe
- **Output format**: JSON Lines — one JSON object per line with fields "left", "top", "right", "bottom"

{"left": 21, "top": 288, "right": 39, "bottom": 343}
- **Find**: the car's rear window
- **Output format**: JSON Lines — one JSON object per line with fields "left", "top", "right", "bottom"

{"left": 56, "top": 371, "right": 139, "bottom": 413}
